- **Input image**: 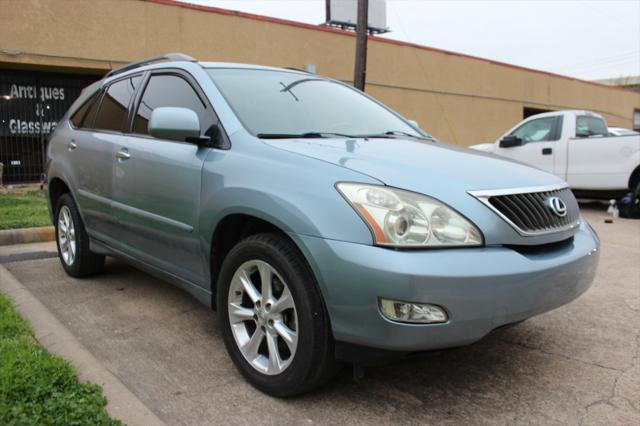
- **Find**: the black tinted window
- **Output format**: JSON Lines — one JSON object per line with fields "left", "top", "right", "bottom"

{"left": 133, "top": 74, "right": 213, "bottom": 135}
{"left": 70, "top": 91, "right": 100, "bottom": 128}
{"left": 82, "top": 91, "right": 102, "bottom": 128}
{"left": 94, "top": 77, "right": 140, "bottom": 132}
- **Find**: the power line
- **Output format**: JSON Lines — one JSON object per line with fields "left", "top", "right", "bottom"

{"left": 556, "top": 50, "right": 640, "bottom": 71}
{"left": 566, "top": 57, "right": 640, "bottom": 75}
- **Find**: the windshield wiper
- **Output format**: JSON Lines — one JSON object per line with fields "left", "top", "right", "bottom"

{"left": 356, "top": 130, "right": 433, "bottom": 140}
{"left": 257, "top": 132, "right": 356, "bottom": 139}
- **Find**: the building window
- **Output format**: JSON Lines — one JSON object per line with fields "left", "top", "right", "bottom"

{"left": 523, "top": 107, "right": 553, "bottom": 119}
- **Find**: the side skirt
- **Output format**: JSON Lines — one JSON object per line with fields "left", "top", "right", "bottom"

{"left": 90, "top": 238, "right": 213, "bottom": 309}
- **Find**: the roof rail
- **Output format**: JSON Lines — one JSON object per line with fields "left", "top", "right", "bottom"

{"left": 105, "top": 53, "right": 197, "bottom": 78}
{"left": 283, "top": 67, "right": 309, "bottom": 73}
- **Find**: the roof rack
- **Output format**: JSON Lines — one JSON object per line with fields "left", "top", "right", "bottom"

{"left": 105, "top": 53, "right": 197, "bottom": 78}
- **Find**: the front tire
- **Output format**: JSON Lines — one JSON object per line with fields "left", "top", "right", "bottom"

{"left": 217, "top": 233, "right": 338, "bottom": 397}
{"left": 55, "top": 193, "right": 105, "bottom": 277}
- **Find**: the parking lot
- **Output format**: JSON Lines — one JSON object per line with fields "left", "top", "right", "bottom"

{"left": 2, "top": 204, "right": 639, "bottom": 425}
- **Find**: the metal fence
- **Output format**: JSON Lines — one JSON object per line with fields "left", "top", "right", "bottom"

{"left": 0, "top": 69, "right": 98, "bottom": 183}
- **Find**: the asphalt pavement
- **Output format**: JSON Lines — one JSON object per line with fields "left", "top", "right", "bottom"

{"left": 2, "top": 205, "right": 639, "bottom": 425}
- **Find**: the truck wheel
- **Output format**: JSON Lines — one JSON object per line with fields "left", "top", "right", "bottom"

{"left": 55, "top": 194, "right": 105, "bottom": 277}
{"left": 217, "top": 232, "right": 339, "bottom": 397}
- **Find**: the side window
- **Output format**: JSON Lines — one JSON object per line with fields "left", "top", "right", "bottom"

{"left": 82, "top": 91, "right": 102, "bottom": 129}
{"left": 576, "top": 115, "right": 608, "bottom": 137}
{"left": 70, "top": 91, "right": 100, "bottom": 128}
{"left": 93, "top": 76, "right": 140, "bottom": 132}
{"left": 510, "top": 117, "right": 556, "bottom": 143}
{"left": 133, "top": 74, "right": 214, "bottom": 136}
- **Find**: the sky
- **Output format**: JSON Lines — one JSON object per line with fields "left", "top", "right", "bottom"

{"left": 177, "top": 0, "right": 640, "bottom": 81}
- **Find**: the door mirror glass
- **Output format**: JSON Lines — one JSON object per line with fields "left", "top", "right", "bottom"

{"left": 499, "top": 135, "right": 523, "bottom": 148}
{"left": 149, "top": 107, "right": 201, "bottom": 141}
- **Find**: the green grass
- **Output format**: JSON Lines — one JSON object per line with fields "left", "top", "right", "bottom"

{"left": 0, "top": 293, "right": 121, "bottom": 425}
{"left": 0, "top": 190, "right": 51, "bottom": 230}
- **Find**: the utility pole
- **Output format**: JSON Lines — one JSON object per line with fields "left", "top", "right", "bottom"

{"left": 353, "top": 0, "right": 369, "bottom": 91}
{"left": 325, "top": 0, "right": 331, "bottom": 23}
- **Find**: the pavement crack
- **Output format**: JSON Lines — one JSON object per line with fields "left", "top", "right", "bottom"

{"left": 579, "top": 331, "right": 640, "bottom": 424}
{"left": 498, "top": 337, "right": 623, "bottom": 372}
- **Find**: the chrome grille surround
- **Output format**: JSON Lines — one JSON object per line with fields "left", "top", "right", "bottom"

{"left": 468, "top": 183, "right": 581, "bottom": 236}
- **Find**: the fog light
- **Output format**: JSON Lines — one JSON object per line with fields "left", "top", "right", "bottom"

{"left": 379, "top": 298, "right": 448, "bottom": 324}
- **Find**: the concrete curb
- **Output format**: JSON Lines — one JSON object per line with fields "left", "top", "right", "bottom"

{"left": 0, "top": 264, "right": 165, "bottom": 426}
{"left": 0, "top": 226, "right": 55, "bottom": 246}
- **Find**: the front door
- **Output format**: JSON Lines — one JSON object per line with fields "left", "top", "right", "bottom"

{"left": 495, "top": 116, "right": 561, "bottom": 176}
{"left": 111, "top": 72, "right": 217, "bottom": 285}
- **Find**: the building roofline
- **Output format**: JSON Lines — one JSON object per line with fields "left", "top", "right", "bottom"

{"left": 143, "top": 0, "right": 638, "bottom": 95}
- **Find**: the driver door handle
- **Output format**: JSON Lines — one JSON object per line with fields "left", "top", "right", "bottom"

{"left": 116, "top": 148, "right": 131, "bottom": 160}
{"left": 542, "top": 148, "right": 552, "bottom": 155}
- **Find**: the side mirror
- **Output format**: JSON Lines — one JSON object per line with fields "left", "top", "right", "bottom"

{"left": 407, "top": 119, "right": 420, "bottom": 130}
{"left": 149, "top": 107, "right": 203, "bottom": 142}
{"left": 575, "top": 129, "right": 590, "bottom": 138}
{"left": 499, "top": 135, "right": 522, "bottom": 148}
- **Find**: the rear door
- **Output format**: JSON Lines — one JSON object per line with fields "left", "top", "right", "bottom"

{"left": 494, "top": 116, "right": 562, "bottom": 175}
{"left": 72, "top": 76, "right": 141, "bottom": 240}
{"left": 110, "top": 71, "right": 217, "bottom": 285}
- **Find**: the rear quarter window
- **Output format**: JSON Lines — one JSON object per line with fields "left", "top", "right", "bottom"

{"left": 70, "top": 91, "right": 101, "bottom": 128}
{"left": 576, "top": 115, "right": 608, "bottom": 137}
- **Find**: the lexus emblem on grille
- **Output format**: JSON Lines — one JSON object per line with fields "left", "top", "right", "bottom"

{"left": 546, "top": 196, "right": 567, "bottom": 217}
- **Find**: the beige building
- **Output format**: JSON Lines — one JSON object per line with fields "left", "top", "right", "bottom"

{"left": 1, "top": 0, "right": 639, "bottom": 181}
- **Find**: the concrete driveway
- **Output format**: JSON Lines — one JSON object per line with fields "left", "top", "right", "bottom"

{"left": 2, "top": 205, "right": 639, "bottom": 425}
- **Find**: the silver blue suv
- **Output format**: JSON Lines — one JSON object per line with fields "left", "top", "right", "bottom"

{"left": 45, "top": 54, "right": 599, "bottom": 396}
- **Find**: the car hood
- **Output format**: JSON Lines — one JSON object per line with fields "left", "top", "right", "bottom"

{"left": 262, "top": 137, "right": 573, "bottom": 246}
{"left": 263, "top": 137, "right": 563, "bottom": 195}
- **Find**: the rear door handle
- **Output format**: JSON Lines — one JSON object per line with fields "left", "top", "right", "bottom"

{"left": 116, "top": 148, "right": 131, "bottom": 160}
{"left": 542, "top": 147, "right": 552, "bottom": 155}
{"left": 68, "top": 140, "right": 77, "bottom": 151}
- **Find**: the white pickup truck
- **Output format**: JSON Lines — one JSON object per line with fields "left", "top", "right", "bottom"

{"left": 471, "top": 110, "right": 640, "bottom": 204}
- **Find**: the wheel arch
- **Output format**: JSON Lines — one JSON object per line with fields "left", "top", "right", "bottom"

{"left": 629, "top": 164, "right": 640, "bottom": 192}
{"left": 48, "top": 177, "right": 72, "bottom": 219}
{"left": 208, "top": 212, "right": 319, "bottom": 311}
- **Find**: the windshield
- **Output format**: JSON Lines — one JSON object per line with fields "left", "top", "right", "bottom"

{"left": 206, "top": 68, "right": 424, "bottom": 138}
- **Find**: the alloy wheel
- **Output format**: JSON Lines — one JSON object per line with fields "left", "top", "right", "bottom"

{"left": 57, "top": 205, "right": 76, "bottom": 266}
{"left": 228, "top": 260, "right": 298, "bottom": 375}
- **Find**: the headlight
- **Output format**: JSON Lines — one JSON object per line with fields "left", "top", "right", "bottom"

{"left": 336, "top": 183, "right": 483, "bottom": 248}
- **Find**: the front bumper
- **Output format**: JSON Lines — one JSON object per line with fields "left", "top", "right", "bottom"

{"left": 291, "top": 220, "right": 599, "bottom": 353}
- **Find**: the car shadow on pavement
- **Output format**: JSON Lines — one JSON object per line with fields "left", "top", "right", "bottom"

{"left": 95, "top": 257, "right": 582, "bottom": 424}
{"left": 6, "top": 206, "right": 638, "bottom": 425}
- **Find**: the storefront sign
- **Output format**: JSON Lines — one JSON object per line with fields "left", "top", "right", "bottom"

{"left": 3, "top": 84, "right": 67, "bottom": 135}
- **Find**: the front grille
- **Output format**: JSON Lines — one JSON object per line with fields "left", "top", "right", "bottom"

{"left": 470, "top": 185, "right": 581, "bottom": 236}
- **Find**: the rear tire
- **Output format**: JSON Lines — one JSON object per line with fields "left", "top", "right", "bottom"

{"left": 217, "top": 232, "right": 339, "bottom": 397}
{"left": 55, "top": 193, "right": 105, "bottom": 277}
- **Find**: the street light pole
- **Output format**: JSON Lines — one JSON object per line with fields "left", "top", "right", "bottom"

{"left": 353, "top": 0, "right": 369, "bottom": 91}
